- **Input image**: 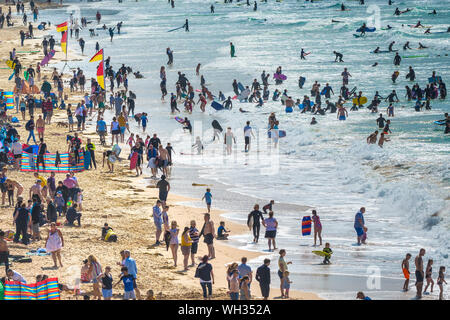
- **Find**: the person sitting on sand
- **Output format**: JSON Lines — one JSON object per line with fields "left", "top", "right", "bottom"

{"left": 217, "top": 221, "right": 230, "bottom": 240}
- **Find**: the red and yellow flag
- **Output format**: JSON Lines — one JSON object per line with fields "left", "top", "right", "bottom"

{"left": 56, "top": 22, "right": 68, "bottom": 32}
{"left": 96, "top": 60, "right": 105, "bottom": 89}
{"left": 60, "top": 31, "right": 67, "bottom": 54}
{"left": 89, "top": 49, "right": 104, "bottom": 63}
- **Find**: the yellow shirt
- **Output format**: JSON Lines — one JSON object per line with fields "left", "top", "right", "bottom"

{"left": 37, "top": 175, "right": 47, "bottom": 187}
{"left": 118, "top": 116, "right": 126, "bottom": 127}
{"left": 181, "top": 233, "right": 192, "bottom": 247}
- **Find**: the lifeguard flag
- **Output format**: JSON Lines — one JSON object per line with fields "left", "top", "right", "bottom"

{"left": 96, "top": 60, "right": 105, "bottom": 89}
{"left": 89, "top": 49, "right": 103, "bottom": 63}
{"left": 56, "top": 22, "right": 68, "bottom": 32}
{"left": 60, "top": 31, "right": 67, "bottom": 54}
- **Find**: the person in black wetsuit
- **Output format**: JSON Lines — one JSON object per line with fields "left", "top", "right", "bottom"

{"left": 334, "top": 51, "right": 344, "bottom": 62}
{"left": 232, "top": 80, "right": 239, "bottom": 96}
{"left": 211, "top": 4, "right": 214, "bottom": 13}
{"left": 376, "top": 113, "right": 386, "bottom": 129}
{"left": 406, "top": 66, "right": 415, "bottom": 81}
{"left": 223, "top": 97, "right": 233, "bottom": 110}
{"left": 388, "top": 41, "right": 396, "bottom": 52}
{"left": 394, "top": 52, "right": 401, "bottom": 65}
{"left": 13, "top": 202, "right": 31, "bottom": 245}
{"left": 183, "top": 19, "right": 189, "bottom": 32}
{"left": 403, "top": 41, "right": 411, "bottom": 50}
{"left": 248, "top": 204, "right": 264, "bottom": 243}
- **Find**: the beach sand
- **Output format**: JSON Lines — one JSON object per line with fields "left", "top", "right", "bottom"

{"left": 0, "top": 4, "right": 319, "bottom": 300}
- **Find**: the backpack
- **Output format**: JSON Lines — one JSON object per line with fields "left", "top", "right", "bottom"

{"left": 25, "top": 120, "right": 32, "bottom": 131}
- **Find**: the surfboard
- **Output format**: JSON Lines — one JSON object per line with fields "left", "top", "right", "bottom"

{"left": 237, "top": 88, "right": 250, "bottom": 101}
{"left": 83, "top": 150, "right": 91, "bottom": 170}
{"left": 130, "top": 152, "right": 138, "bottom": 170}
{"left": 320, "top": 87, "right": 328, "bottom": 95}
{"left": 302, "top": 216, "right": 312, "bottom": 236}
{"left": 352, "top": 96, "right": 367, "bottom": 105}
{"left": 211, "top": 101, "right": 224, "bottom": 110}
{"left": 168, "top": 26, "right": 184, "bottom": 32}
{"left": 248, "top": 216, "right": 253, "bottom": 230}
{"left": 273, "top": 73, "right": 287, "bottom": 80}
{"left": 312, "top": 250, "right": 331, "bottom": 257}
{"left": 299, "top": 76, "right": 306, "bottom": 87}
{"left": 238, "top": 82, "right": 245, "bottom": 92}
{"left": 434, "top": 120, "right": 445, "bottom": 125}
{"left": 403, "top": 54, "right": 429, "bottom": 58}
{"left": 5, "top": 60, "right": 15, "bottom": 69}
{"left": 268, "top": 130, "right": 286, "bottom": 138}
{"left": 40, "top": 50, "right": 55, "bottom": 66}
{"left": 372, "top": 50, "right": 393, "bottom": 53}
{"left": 353, "top": 34, "right": 365, "bottom": 38}
{"left": 174, "top": 116, "right": 185, "bottom": 124}
{"left": 299, "top": 101, "right": 314, "bottom": 109}
{"left": 428, "top": 76, "right": 442, "bottom": 83}
{"left": 356, "top": 27, "right": 376, "bottom": 32}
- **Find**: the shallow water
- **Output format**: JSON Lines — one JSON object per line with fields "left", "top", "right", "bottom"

{"left": 40, "top": 0, "right": 449, "bottom": 299}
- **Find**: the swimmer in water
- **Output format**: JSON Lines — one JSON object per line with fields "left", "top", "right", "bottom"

{"left": 366, "top": 131, "right": 378, "bottom": 144}
{"left": 310, "top": 117, "right": 317, "bottom": 125}
{"left": 337, "top": 105, "right": 348, "bottom": 121}
{"left": 418, "top": 42, "right": 428, "bottom": 49}
{"left": 373, "top": 47, "right": 380, "bottom": 53}
{"left": 378, "top": 133, "right": 390, "bottom": 148}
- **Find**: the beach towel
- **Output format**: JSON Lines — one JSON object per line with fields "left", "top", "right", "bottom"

{"left": 4, "top": 278, "right": 60, "bottom": 300}
{"left": 20, "top": 151, "right": 85, "bottom": 173}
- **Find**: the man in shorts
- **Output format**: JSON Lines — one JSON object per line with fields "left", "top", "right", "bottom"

{"left": 156, "top": 175, "right": 170, "bottom": 205}
{"left": 354, "top": 207, "right": 366, "bottom": 245}
{"left": 201, "top": 213, "right": 215, "bottom": 260}
{"left": 96, "top": 117, "right": 107, "bottom": 145}
{"left": 415, "top": 248, "right": 426, "bottom": 299}
{"left": 243, "top": 121, "right": 255, "bottom": 152}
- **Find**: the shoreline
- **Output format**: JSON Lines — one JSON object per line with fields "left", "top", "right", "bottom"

{"left": 0, "top": 3, "right": 320, "bottom": 300}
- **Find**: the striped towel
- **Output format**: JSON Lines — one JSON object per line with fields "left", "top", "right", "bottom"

{"left": 20, "top": 151, "right": 85, "bottom": 173}
{"left": 5, "top": 278, "right": 60, "bottom": 300}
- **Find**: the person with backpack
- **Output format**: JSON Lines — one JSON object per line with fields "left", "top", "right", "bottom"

{"left": 25, "top": 116, "right": 36, "bottom": 144}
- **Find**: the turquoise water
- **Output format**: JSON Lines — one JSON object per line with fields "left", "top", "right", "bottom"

{"left": 38, "top": 0, "right": 449, "bottom": 299}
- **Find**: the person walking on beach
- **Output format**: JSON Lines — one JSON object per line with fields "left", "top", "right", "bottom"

{"left": 200, "top": 213, "right": 215, "bottom": 260}
{"left": 88, "top": 255, "right": 103, "bottom": 300}
{"left": 402, "top": 253, "right": 412, "bottom": 292}
{"left": 180, "top": 227, "right": 192, "bottom": 271}
{"left": 189, "top": 220, "right": 200, "bottom": 266}
{"left": 202, "top": 188, "right": 212, "bottom": 213}
{"left": 195, "top": 255, "right": 214, "bottom": 300}
{"left": 354, "top": 207, "right": 366, "bottom": 245}
{"left": 152, "top": 200, "right": 163, "bottom": 245}
{"left": 278, "top": 249, "right": 292, "bottom": 299}
{"left": 256, "top": 258, "right": 271, "bottom": 300}
{"left": 156, "top": 175, "right": 170, "bottom": 206}
{"left": 262, "top": 211, "right": 278, "bottom": 252}
{"left": 248, "top": 204, "right": 264, "bottom": 243}
{"left": 120, "top": 250, "right": 141, "bottom": 300}
{"left": 415, "top": 248, "right": 425, "bottom": 299}
{"left": 0, "top": 231, "right": 10, "bottom": 274}
{"left": 45, "top": 222, "right": 63, "bottom": 268}
{"left": 169, "top": 221, "right": 179, "bottom": 267}
{"left": 423, "top": 259, "right": 434, "bottom": 295}
{"left": 312, "top": 210, "right": 322, "bottom": 246}
{"left": 437, "top": 266, "right": 447, "bottom": 300}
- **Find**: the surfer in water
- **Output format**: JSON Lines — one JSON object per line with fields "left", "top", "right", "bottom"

{"left": 340, "top": 3, "right": 346, "bottom": 11}
{"left": 388, "top": 41, "right": 396, "bottom": 52}
{"left": 418, "top": 43, "right": 428, "bottom": 49}
{"left": 414, "top": 21, "right": 423, "bottom": 28}
{"left": 333, "top": 51, "right": 344, "bottom": 62}
{"left": 373, "top": 46, "right": 380, "bottom": 53}
{"left": 183, "top": 19, "right": 189, "bottom": 32}
{"left": 300, "top": 48, "right": 306, "bottom": 60}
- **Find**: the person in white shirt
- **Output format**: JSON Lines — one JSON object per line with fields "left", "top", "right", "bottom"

{"left": 243, "top": 121, "right": 255, "bottom": 153}
{"left": 7, "top": 269, "right": 26, "bottom": 283}
{"left": 11, "top": 139, "right": 23, "bottom": 169}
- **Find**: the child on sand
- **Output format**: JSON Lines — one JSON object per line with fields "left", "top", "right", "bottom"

{"left": 146, "top": 289, "right": 156, "bottom": 300}
{"left": 322, "top": 243, "right": 333, "bottom": 264}
{"left": 114, "top": 266, "right": 136, "bottom": 300}
{"left": 282, "top": 271, "right": 292, "bottom": 298}
{"left": 402, "top": 253, "right": 412, "bottom": 291}
{"left": 202, "top": 188, "right": 212, "bottom": 213}
{"left": 217, "top": 221, "right": 230, "bottom": 240}
{"left": 436, "top": 266, "right": 447, "bottom": 300}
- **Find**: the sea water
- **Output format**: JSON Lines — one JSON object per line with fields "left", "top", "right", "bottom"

{"left": 38, "top": 0, "right": 449, "bottom": 299}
